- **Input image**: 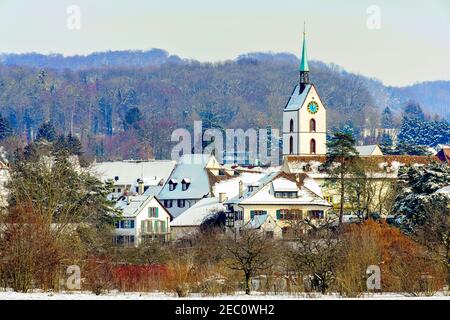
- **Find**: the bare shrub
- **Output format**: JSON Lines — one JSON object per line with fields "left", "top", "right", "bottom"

{"left": 163, "top": 247, "right": 198, "bottom": 297}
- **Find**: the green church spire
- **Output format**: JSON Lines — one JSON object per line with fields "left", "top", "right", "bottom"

{"left": 299, "top": 23, "right": 310, "bottom": 94}
{"left": 300, "top": 29, "right": 309, "bottom": 72}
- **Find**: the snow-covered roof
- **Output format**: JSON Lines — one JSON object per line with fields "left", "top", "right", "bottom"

{"left": 272, "top": 178, "right": 297, "bottom": 192}
{"left": 115, "top": 195, "right": 151, "bottom": 218}
{"left": 226, "top": 172, "right": 330, "bottom": 207}
{"left": 355, "top": 145, "right": 382, "bottom": 156}
{"left": 179, "top": 153, "right": 219, "bottom": 168}
{"left": 284, "top": 84, "right": 312, "bottom": 111}
{"left": 158, "top": 158, "right": 211, "bottom": 200}
{"left": 212, "top": 172, "right": 268, "bottom": 199}
{"left": 434, "top": 185, "right": 450, "bottom": 197}
{"left": 170, "top": 197, "right": 225, "bottom": 227}
{"left": 92, "top": 160, "right": 176, "bottom": 187}
{"left": 247, "top": 214, "right": 268, "bottom": 229}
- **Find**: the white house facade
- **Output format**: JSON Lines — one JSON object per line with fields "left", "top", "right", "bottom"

{"left": 113, "top": 195, "right": 173, "bottom": 246}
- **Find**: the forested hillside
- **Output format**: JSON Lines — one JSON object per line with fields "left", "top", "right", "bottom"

{"left": 0, "top": 50, "right": 448, "bottom": 160}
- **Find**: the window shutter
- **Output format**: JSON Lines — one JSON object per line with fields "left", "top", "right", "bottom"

{"left": 155, "top": 207, "right": 159, "bottom": 218}
{"left": 250, "top": 210, "right": 255, "bottom": 219}
{"left": 141, "top": 221, "right": 145, "bottom": 231}
{"left": 276, "top": 210, "right": 281, "bottom": 220}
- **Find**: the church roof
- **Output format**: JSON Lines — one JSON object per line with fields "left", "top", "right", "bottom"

{"left": 284, "top": 84, "right": 312, "bottom": 111}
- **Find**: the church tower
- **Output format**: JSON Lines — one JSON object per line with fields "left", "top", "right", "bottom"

{"left": 282, "top": 30, "right": 327, "bottom": 157}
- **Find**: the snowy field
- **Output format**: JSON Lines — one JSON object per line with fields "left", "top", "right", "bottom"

{"left": 0, "top": 290, "right": 449, "bottom": 300}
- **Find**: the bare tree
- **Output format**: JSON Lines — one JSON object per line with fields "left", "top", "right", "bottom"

{"left": 415, "top": 198, "right": 450, "bottom": 286}
{"left": 223, "top": 230, "right": 276, "bottom": 295}
{"left": 288, "top": 219, "right": 343, "bottom": 294}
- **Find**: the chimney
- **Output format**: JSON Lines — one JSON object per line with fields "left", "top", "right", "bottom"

{"left": 137, "top": 179, "right": 144, "bottom": 195}
{"left": 219, "top": 192, "right": 227, "bottom": 203}
{"left": 239, "top": 180, "right": 244, "bottom": 198}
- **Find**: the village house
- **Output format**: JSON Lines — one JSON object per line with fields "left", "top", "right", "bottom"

{"left": 355, "top": 145, "right": 384, "bottom": 157}
{"left": 225, "top": 171, "right": 332, "bottom": 239}
{"left": 281, "top": 154, "right": 438, "bottom": 217}
{"left": 170, "top": 171, "right": 269, "bottom": 239}
{"left": 158, "top": 154, "right": 222, "bottom": 218}
{"left": 92, "top": 159, "right": 176, "bottom": 199}
{"left": 113, "top": 194, "right": 173, "bottom": 246}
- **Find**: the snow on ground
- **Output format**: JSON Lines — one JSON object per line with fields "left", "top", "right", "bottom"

{"left": 0, "top": 290, "right": 449, "bottom": 300}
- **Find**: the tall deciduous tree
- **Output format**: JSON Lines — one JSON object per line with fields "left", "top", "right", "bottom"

{"left": 0, "top": 114, "right": 13, "bottom": 141}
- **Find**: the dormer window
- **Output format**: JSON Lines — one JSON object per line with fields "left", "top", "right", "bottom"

{"left": 169, "top": 179, "right": 178, "bottom": 191}
{"left": 181, "top": 178, "right": 191, "bottom": 191}
{"left": 274, "top": 191, "right": 298, "bottom": 198}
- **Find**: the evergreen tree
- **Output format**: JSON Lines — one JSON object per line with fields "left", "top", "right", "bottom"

{"left": 379, "top": 133, "right": 393, "bottom": 154}
{"left": 393, "top": 162, "right": 450, "bottom": 231}
{"left": 403, "top": 101, "right": 425, "bottom": 121}
{"left": 323, "top": 130, "right": 360, "bottom": 226}
{"left": 53, "top": 134, "right": 83, "bottom": 156}
{"left": 396, "top": 116, "right": 449, "bottom": 151}
{"left": 124, "top": 107, "right": 143, "bottom": 130}
{"left": 381, "top": 107, "right": 394, "bottom": 128}
{"left": 66, "top": 134, "right": 83, "bottom": 156}
{"left": 0, "top": 114, "right": 13, "bottom": 140}
{"left": 36, "top": 121, "right": 57, "bottom": 142}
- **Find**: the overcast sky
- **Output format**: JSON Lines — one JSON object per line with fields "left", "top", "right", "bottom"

{"left": 0, "top": 0, "right": 449, "bottom": 86}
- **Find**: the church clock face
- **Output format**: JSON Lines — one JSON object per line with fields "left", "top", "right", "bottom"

{"left": 307, "top": 101, "right": 319, "bottom": 114}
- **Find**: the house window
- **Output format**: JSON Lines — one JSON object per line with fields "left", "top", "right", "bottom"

{"left": 310, "top": 139, "right": 316, "bottom": 154}
{"left": 148, "top": 207, "right": 159, "bottom": 218}
{"left": 181, "top": 180, "right": 190, "bottom": 191}
{"left": 277, "top": 209, "right": 302, "bottom": 220}
{"left": 114, "top": 235, "right": 135, "bottom": 246}
{"left": 308, "top": 210, "right": 324, "bottom": 219}
{"left": 116, "top": 220, "right": 135, "bottom": 229}
{"left": 164, "top": 200, "right": 173, "bottom": 208}
{"left": 274, "top": 191, "right": 297, "bottom": 198}
{"left": 117, "top": 188, "right": 121, "bottom": 193}
{"left": 289, "top": 119, "right": 294, "bottom": 133}
{"left": 169, "top": 181, "right": 177, "bottom": 191}
{"left": 289, "top": 136, "right": 294, "bottom": 154}
{"left": 250, "top": 210, "right": 267, "bottom": 219}
{"left": 310, "top": 119, "right": 316, "bottom": 132}
{"left": 178, "top": 199, "right": 186, "bottom": 208}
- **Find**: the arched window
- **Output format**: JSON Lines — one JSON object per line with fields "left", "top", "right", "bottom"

{"left": 310, "top": 139, "right": 316, "bottom": 154}
{"left": 289, "top": 119, "right": 294, "bottom": 133}
{"left": 289, "top": 136, "right": 294, "bottom": 154}
{"left": 310, "top": 118, "right": 316, "bottom": 132}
